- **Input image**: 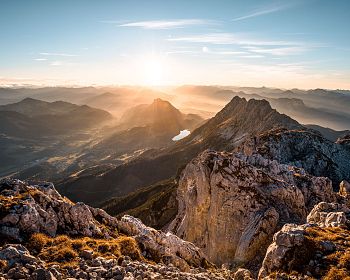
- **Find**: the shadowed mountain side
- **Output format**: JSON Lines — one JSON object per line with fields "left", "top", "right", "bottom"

{"left": 100, "top": 179, "right": 178, "bottom": 229}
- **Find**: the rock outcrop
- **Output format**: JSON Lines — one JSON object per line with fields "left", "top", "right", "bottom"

{"left": 259, "top": 202, "right": 350, "bottom": 279}
{"left": 237, "top": 128, "right": 350, "bottom": 187}
{"left": 169, "top": 150, "right": 335, "bottom": 267}
{"left": 0, "top": 179, "right": 230, "bottom": 279}
{"left": 306, "top": 201, "right": 350, "bottom": 227}
{"left": 258, "top": 224, "right": 308, "bottom": 279}
{"left": 0, "top": 180, "right": 114, "bottom": 241}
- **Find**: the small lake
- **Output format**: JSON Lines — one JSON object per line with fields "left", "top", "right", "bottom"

{"left": 172, "top": 129, "right": 191, "bottom": 141}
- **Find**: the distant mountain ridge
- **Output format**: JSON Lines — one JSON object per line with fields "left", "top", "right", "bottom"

{"left": 0, "top": 97, "right": 78, "bottom": 116}
{"left": 0, "top": 98, "right": 113, "bottom": 138}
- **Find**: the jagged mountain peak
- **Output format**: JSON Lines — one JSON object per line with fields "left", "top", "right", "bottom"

{"left": 216, "top": 96, "right": 285, "bottom": 120}
{"left": 202, "top": 96, "right": 301, "bottom": 137}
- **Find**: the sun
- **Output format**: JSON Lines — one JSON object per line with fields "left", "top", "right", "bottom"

{"left": 141, "top": 56, "right": 164, "bottom": 85}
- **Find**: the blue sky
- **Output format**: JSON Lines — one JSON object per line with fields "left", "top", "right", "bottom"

{"left": 1, "top": 0, "right": 350, "bottom": 89}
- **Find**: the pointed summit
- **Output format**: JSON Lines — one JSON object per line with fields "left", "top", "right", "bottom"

{"left": 119, "top": 98, "right": 203, "bottom": 134}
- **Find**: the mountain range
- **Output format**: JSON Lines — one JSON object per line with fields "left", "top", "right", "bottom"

{"left": 1, "top": 86, "right": 350, "bottom": 279}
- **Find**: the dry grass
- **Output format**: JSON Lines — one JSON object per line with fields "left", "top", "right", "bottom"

{"left": 27, "top": 233, "right": 144, "bottom": 267}
{"left": 324, "top": 267, "right": 350, "bottom": 280}
{"left": 306, "top": 227, "right": 349, "bottom": 242}
{"left": 0, "top": 188, "right": 42, "bottom": 210}
{"left": 303, "top": 227, "right": 350, "bottom": 279}
{"left": 0, "top": 193, "right": 28, "bottom": 209}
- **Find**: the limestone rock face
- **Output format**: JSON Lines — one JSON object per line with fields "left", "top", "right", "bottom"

{"left": 306, "top": 202, "right": 350, "bottom": 227}
{"left": 169, "top": 150, "right": 335, "bottom": 266}
{"left": 237, "top": 128, "right": 350, "bottom": 187}
{"left": 0, "top": 179, "right": 212, "bottom": 272}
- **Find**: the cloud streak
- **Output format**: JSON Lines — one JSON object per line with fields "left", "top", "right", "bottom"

{"left": 119, "top": 19, "right": 213, "bottom": 29}
{"left": 167, "top": 33, "right": 301, "bottom": 46}
{"left": 232, "top": 4, "right": 290, "bottom": 21}
{"left": 243, "top": 46, "right": 308, "bottom": 56}
{"left": 40, "top": 52, "right": 78, "bottom": 57}
{"left": 50, "top": 61, "right": 77, "bottom": 66}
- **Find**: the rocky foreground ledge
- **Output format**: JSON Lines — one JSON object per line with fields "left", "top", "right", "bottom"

{"left": 0, "top": 179, "right": 233, "bottom": 280}
{"left": 2, "top": 178, "right": 350, "bottom": 279}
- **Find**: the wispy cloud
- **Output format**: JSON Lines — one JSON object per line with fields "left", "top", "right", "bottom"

{"left": 239, "top": 54, "right": 265, "bottom": 58}
{"left": 50, "top": 61, "right": 76, "bottom": 66}
{"left": 33, "top": 58, "right": 47, "bottom": 61}
{"left": 166, "top": 50, "right": 198, "bottom": 55}
{"left": 50, "top": 61, "right": 64, "bottom": 66}
{"left": 167, "top": 33, "right": 301, "bottom": 46}
{"left": 40, "top": 52, "right": 78, "bottom": 57}
{"left": 202, "top": 46, "right": 247, "bottom": 55}
{"left": 244, "top": 46, "right": 308, "bottom": 56}
{"left": 118, "top": 19, "right": 213, "bottom": 29}
{"left": 232, "top": 4, "right": 291, "bottom": 21}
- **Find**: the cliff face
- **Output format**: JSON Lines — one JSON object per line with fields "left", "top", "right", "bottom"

{"left": 169, "top": 150, "right": 336, "bottom": 267}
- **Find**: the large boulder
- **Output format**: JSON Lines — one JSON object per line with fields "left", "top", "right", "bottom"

{"left": 118, "top": 215, "right": 210, "bottom": 272}
{"left": 258, "top": 224, "right": 307, "bottom": 278}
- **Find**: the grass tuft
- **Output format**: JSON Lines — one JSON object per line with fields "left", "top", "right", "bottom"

{"left": 26, "top": 233, "right": 144, "bottom": 267}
